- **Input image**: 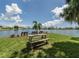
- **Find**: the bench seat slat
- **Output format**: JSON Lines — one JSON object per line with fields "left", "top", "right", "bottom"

{"left": 31, "top": 38, "right": 49, "bottom": 43}
{"left": 32, "top": 42, "right": 47, "bottom": 48}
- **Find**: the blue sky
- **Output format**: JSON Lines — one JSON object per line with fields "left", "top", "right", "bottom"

{"left": 0, "top": 0, "right": 78, "bottom": 27}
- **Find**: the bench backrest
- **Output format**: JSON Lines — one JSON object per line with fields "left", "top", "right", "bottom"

{"left": 28, "top": 34, "right": 47, "bottom": 42}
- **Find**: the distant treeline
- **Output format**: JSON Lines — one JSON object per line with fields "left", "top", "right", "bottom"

{"left": 0, "top": 25, "right": 79, "bottom": 31}
{"left": 0, "top": 25, "right": 28, "bottom": 31}
{"left": 42, "top": 27, "right": 79, "bottom": 30}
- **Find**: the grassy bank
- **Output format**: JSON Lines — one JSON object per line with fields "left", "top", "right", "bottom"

{"left": 0, "top": 36, "right": 27, "bottom": 57}
{"left": 0, "top": 33, "right": 79, "bottom": 58}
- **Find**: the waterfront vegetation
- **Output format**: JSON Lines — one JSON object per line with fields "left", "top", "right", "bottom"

{"left": 45, "top": 27, "right": 79, "bottom": 30}
{"left": 0, "top": 26, "right": 79, "bottom": 31}
{"left": 0, "top": 33, "right": 79, "bottom": 58}
{"left": 0, "top": 26, "right": 28, "bottom": 31}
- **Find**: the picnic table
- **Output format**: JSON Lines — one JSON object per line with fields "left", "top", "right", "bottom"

{"left": 27, "top": 34, "right": 49, "bottom": 49}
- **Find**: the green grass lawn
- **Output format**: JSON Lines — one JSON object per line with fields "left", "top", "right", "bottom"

{"left": 0, "top": 33, "right": 79, "bottom": 58}
{"left": 0, "top": 36, "right": 27, "bottom": 58}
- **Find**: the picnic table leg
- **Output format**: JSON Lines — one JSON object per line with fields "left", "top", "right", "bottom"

{"left": 28, "top": 36, "right": 34, "bottom": 50}
{"left": 46, "top": 40, "right": 48, "bottom": 44}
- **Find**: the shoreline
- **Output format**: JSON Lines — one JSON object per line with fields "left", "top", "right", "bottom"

{"left": 0, "top": 28, "right": 79, "bottom": 31}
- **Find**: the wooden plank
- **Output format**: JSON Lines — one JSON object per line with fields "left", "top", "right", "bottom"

{"left": 31, "top": 38, "right": 48, "bottom": 43}
{"left": 32, "top": 42, "right": 48, "bottom": 48}
{"left": 28, "top": 34, "right": 47, "bottom": 37}
{"left": 28, "top": 34, "right": 47, "bottom": 41}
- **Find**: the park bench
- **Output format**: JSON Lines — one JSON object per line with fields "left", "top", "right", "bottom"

{"left": 27, "top": 34, "right": 49, "bottom": 49}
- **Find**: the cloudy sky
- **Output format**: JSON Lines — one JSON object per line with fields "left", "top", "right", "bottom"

{"left": 0, "top": 0, "right": 78, "bottom": 27}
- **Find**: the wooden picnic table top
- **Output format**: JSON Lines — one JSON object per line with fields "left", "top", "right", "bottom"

{"left": 28, "top": 35, "right": 34, "bottom": 37}
{"left": 28, "top": 34, "right": 47, "bottom": 37}
{"left": 35, "top": 34, "right": 47, "bottom": 36}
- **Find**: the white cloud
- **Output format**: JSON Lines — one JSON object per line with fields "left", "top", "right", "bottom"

{"left": 46, "top": 4, "right": 69, "bottom": 28}
{"left": 42, "top": 18, "right": 64, "bottom": 27}
{"left": 0, "top": 3, "right": 22, "bottom": 23}
{"left": 10, "top": 15, "right": 22, "bottom": 23}
{"left": 5, "top": 3, "right": 22, "bottom": 14}
{"left": 51, "top": 4, "right": 69, "bottom": 17}
{"left": 22, "top": 0, "right": 31, "bottom": 2}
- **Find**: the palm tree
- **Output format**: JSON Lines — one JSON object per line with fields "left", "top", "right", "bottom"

{"left": 38, "top": 23, "right": 42, "bottom": 30}
{"left": 32, "top": 21, "right": 42, "bottom": 34}
{"left": 33, "top": 21, "right": 38, "bottom": 30}
{"left": 61, "top": 0, "right": 79, "bottom": 24}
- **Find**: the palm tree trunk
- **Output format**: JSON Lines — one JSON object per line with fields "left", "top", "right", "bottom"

{"left": 37, "top": 29, "right": 39, "bottom": 34}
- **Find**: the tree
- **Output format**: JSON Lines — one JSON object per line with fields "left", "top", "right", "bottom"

{"left": 66, "top": 0, "right": 71, "bottom": 3}
{"left": 38, "top": 23, "right": 42, "bottom": 30}
{"left": 33, "top": 21, "right": 38, "bottom": 30}
{"left": 61, "top": 0, "right": 79, "bottom": 24}
{"left": 14, "top": 25, "right": 19, "bottom": 31}
{"left": 32, "top": 21, "right": 42, "bottom": 33}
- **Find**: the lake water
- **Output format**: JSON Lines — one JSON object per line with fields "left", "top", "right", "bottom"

{"left": 0, "top": 29, "right": 79, "bottom": 37}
